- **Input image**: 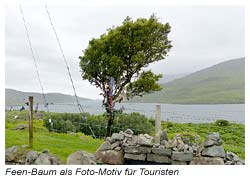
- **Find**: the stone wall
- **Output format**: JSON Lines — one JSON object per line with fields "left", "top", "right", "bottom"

{"left": 94, "top": 129, "right": 244, "bottom": 165}
{"left": 5, "top": 146, "right": 60, "bottom": 165}
{"left": 6, "top": 129, "right": 244, "bottom": 165}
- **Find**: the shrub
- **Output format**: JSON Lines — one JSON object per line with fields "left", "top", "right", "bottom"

{"left": 43, "top": 112, "right": 154, "bottom": 137}
{"left": 215, "top": 119, "right": 230, "bottom": 126}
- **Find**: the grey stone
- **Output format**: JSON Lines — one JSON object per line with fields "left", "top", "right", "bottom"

{"left": 97, "top": 141, "right": 111, "bottom": 151}
{"left": 114, "top": 146, "right": 121, "bottom": 151}
{"left": 235, "top": 161, "right": 245, "bottom": 165}
{"left": 203, "top": 132, "right": 222, "bottom": 147}
{"left": 5, "top": 146, "right": 19, "bottom": 161}
{"left": 95, "top": 150, "right": 124, "bottom": 165}
{"left": 111, "top": 141, "right": 120, "bottom": 149}
{"left": 147, "top": 154, "right": 171, "bottom": 164}
{"left": 123, "top": 133, "right": 132, "bottom": 138}
{"left": 106, "top": 137, "right": 111, "bottom": 142}
{"left": 15, "top": 124, "right": 29, "bottom": 130}
{"left": 50, "top": 156, "right": 60, "bottom": 165}
{"left": 127, "top": 136, "right": 138, "bottom": 146}
{"left": 177, "top": 143, "right": 185, "bottom": 152}
{"left": 202, "top": 145, "right": 225, "bottom": 158}
{"left": 190, "top": 156, "right": 224, "bottom": 165}
{"left": 124, "top": 146, "right": 151, "bottom": 154}
{"left": 137, "top": 134, "right": 153, "bottom": 147}
{"left": 153, "top": 131, "right": 161, "bottom": 144}
{"left": 144, "top": 134, "right": 152, "bottom": 139}
{"left": 226, "top": 151, "right": 239, "bottom": 161}
{"left": 152, "top": 148, "right": 172, "bottom": 156}
{"left": 168, "top": 139, "right": 178, "bottom": 149}
{"left": 124, "top": 153, "right": 146, "bottom": 161}
{"left": 225, "top": 161, "right": 235, "bottom": 165}
{"left": 171, "top": 160, "right": 188, "bottom": 165}
{"left": 160, "top": 131, "right": 168, "bottom": 142}
{"left": 34, "top": 153, "right": 52, "bottom": 165}
{"left": 26, "top": 151, "right": 38, "bottom": 163}
{"left": 226, "top": 152, "right": 245, "bottom": 165}
{"left": 161, "top": 140, "right": 168, "bottom": 146}
{"left": 171, "top": 152, "right": 193, "bottom": 161}
{"left": 159, "top": 145, "right": 165, "bottom": 149}
{"left": 67, "top": 151, "right": 96, "bottom": 165}
{"left": 125, "top": 129, "right": 134, "bottom": 135}
{"left": 153, "top": 143, "right": 160, "bottom": 148}
{"left": 110, "top": 133, "right": 124, "bottom": 143}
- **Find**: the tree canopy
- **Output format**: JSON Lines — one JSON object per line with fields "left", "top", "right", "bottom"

{"left": 79, "top": 14, "right": 172, "bottom": 104}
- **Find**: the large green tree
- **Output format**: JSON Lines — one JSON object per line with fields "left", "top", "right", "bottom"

{"left": 79, "top": 14, "right": 172, "bottom": 137}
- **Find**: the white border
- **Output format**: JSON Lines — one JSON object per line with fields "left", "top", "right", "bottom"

{"left": 1, "top": 0, "right": 249, "bottom": 180}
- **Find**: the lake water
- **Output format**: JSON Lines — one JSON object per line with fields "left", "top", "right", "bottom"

{"left": 8, "top": 101, "right": 245, "bottom": 124}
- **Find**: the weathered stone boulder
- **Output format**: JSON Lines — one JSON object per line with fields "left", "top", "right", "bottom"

{"left": 225, "top": 151, "right": 245, "bottom": 165}
{"left": 124, "top": 146, "right": 151, "bottom": 154}
{"left": 171, "top": 152, "right": 193, "bottom": 161}
{"left": 171, "top": 160, "right": 188, "bottom": 165}
{"left": 124, "top": 129, "right": 134, "bottom": 135}
{"left": 190, "top": 156, "right": 224, "bottom": 165}
{"left": 97, "top": 141, "right": 111, "bottom": 151}
{"left": 127, "top": 136, "right": 138, "bottom": 146}
{"left": 137, "top": 134, "right": 153, "bottom": 146}
{"left": 111, "top": 141, "right": 120, "bottom": 150}
{"left": 147, "top": 154, "right": 171, "bottom": 164}
{"left": 34, "top": 153, "right": 59, "bottom": 165}
{"left": 110, "top": 133, "right": 125, "bottom": 143}
{"left": 5, "top": 146, "right": 20, "bottom": 161}
{"left": 203, "top": 132, "right": 222, "bottom": 147}
{"left": 67, "top": 151, "right": 96, "bottom": 165}
{"left": 26, "top": 151, "right": 39, "bottom": 164}
{"left": 15, "top": 124, "right": 29, "bottom": 130}
{"left": 151, "top": 148, "right": 172, "bottom": 156}
{"left": 95, "top": 150, "right": 124, "bottom": 165}
{"left": 202, "top": 145, "right": 225, "bottom": 158}
{"left": 125, "top": 153, "right": 146, "bottom": 161}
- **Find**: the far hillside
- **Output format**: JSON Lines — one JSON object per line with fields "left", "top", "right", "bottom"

{"left": 131, "top": 58, "right": 245, "bottom": 104}
{"left": 5, "top": 89, "right": 91, "bottom": 106}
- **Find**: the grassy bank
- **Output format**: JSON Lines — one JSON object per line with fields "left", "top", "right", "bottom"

{"left": 5, "top": 112, "right": 103, "bottom": 163}
{"left": 5, "top": 110, "right": 245, "bottom": 162}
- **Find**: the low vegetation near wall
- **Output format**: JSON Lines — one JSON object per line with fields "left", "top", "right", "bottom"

{"left": 5, "top": 110, "right": 245, "bottom": 163}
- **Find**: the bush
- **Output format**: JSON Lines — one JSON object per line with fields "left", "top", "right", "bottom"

{"left": 43, "top": 112, "right": 154, "bottom": 137}
{"left": 215, "top": 119, "right": 230, "bottom": 126}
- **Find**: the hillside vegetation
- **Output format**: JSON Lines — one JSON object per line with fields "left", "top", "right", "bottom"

{"left": 131, "top": 58, "right": 245, "bottom": 104}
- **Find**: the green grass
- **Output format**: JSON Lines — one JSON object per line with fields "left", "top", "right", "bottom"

{"left": 5, "top": 111, "right": 103, "bottom": 163}
{"left": 5, "top": 110, "right": 245, "bottom": 163}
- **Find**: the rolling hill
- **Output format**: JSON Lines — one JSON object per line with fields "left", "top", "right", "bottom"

{"left": 5, "top": 89, "right": 92, "bottom": 105}
{"left": 130, "top": 57, "right": 245, "bottom": 104}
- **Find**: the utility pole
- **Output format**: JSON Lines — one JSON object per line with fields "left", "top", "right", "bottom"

{"left": 28, "top": 96, "right": 33, "bottom": 148}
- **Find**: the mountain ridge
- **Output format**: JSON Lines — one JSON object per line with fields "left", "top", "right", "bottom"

{"left": 129, "top": 57, "right": 245, "bottom": 104}
{"left": 5, "top": 88, "right": 92, "bottom": 105}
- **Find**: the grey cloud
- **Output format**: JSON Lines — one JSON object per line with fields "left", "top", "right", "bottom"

{"left": 5, "top": 5, "right": 244, "bottom": 99}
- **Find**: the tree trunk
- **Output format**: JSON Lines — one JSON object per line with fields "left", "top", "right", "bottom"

{"left": 106, "top": 110, "right": 114, "bottom": 137}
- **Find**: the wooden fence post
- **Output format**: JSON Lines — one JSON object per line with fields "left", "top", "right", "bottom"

{"left": 155, "top": 104, "right": 161, "bottom": 133}
{"left": 28, "top": 96, "right": 33, "bottom": 148}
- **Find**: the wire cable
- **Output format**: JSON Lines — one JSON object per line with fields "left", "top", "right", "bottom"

{"left": 20, "top": 5, "right": 50, "bottom": 114}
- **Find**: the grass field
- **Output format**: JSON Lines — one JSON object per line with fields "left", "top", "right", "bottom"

{"left": 5, "top": 111, "right": 103, "bottom": 163}
{"left": 5, "top": 110, "right": 245, "bottom": 163}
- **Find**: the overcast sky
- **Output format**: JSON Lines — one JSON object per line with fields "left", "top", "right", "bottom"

{"left": 5, "top": 5, "right": 244, "bottom": 99}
